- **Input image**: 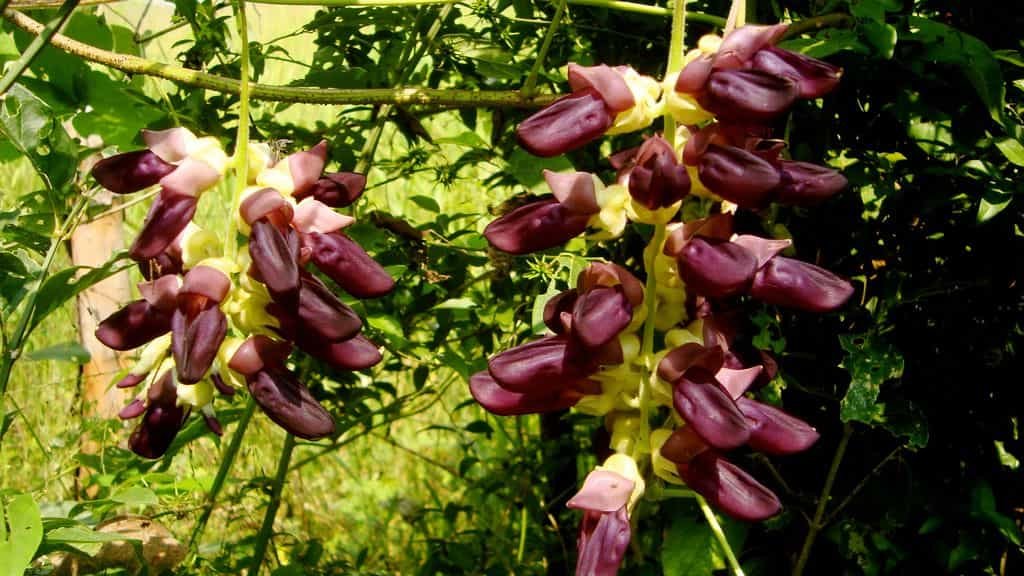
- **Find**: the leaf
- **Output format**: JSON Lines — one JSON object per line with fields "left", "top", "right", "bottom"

{"left": 25, "top": 342, "right": 91, "bottom": 364}
{"left": 871, "top": 400, "right": 928, "bottom": 449}
{"left": 506, "top": 149, "right": 573, "bottom": 193}
{"left": 0, "top": 84, "right": 79, "bottom": 195}
{"left": 434, "top": 131, "right": 488, "bottom": 148}
{"left": 0, "top": 494, "right": 43, "bottom": 576}
{"left": 839, "top": 333, "right": 904, "bottom": 425}
{"left": 861, "top": 21, "right": 897, "bottom": 59}
{"left": 29, "top": 253, "right": 132, "bottom": 333}
{"left": 434, "top": 297, "right": 476, "bottom": 310}
{"left": 907, "top": 117, "right": 955, "bottom": 161}
{"left": 977, "top": 190, "right": 1013, "bottom": 223}
{"left": 994, "top": 138, "right": 1024, "bottom": 166}
{"left": 969, "top": 480, "right": 1022, "bottom": 546}
{"left": 661, "top": 509, "right": 714, "bottom": 576}
{"left": 907, "top": 17, "right": 1005, "bottom": 124}
{"left": 530, "top": 282, "right": 560, "bottom": 335}
{"left": 42, "top": 525, "right": 137, "bottom": 557}
{"left": 409, "top": 195, "right": 441, "bottom": 213}
{"left": 994, "top": 440, "right": 1020, "bottom": 470}
{"left": 110, "top": 486, "right": 158, "bottom": 507}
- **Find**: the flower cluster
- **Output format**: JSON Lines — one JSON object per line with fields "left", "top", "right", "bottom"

{"left": 475, "top": 23, "right": 852, "bottom": 574}
{"left": 92, "top": 129, "right": 393, "bottom": 458}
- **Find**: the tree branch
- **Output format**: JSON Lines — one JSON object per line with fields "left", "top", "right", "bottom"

{"left": 2, "top": 8, "right": 558, "bottom": 108}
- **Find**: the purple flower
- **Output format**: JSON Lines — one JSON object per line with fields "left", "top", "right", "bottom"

{"left": 566, "top": 469, "right": 635, "bottom": 575}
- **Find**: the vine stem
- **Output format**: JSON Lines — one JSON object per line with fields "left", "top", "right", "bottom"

{"left": 249, "top": 432, "right": 297, "bottom": 575}
{"left": 636, "top": 222, "right": 665, "bottom": 459}
{"left": 792, "top": 423, "right": 853, "bottom": 576}
{"left": 226, "top": 0, "right": 250, "bottom": 260}
{"left": 187, "top": 397, "right": 257, "bottom": 553}
{"left": 521, "top": 0, "right": 566, "bottom": 98}
{"left": 698, "top": 495, "right": 746, "bottom": 576}
{"left": 0, "top": 0, "right": 78, "bottom": 95}
{"left": 566, "top": 0, "right": 723, "bottom": 26}
{"left": 0, "top": 195, "right": 89, "bottom": 447}
{"left": 662, "top": 0, "right": 686, "bottom": 146}
{"left": 2, "top": 8, "right": 555, "bottom": 108}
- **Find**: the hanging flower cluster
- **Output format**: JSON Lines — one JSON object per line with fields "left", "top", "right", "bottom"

{"left": 91, "top": 129, "right": 393, "bottom": 458}
{"left": 475, "top": 22, "right": 852, "bottom": 575}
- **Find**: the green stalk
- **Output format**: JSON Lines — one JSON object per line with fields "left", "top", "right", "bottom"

{"left": 793, "top": 423, "right": 853, "bottom": 576}
{"left": 566, "top": 0, "right": 724, "bottom": 26}
{"left": 0, "top": 195, "right": 88, "bottom": 446}
{"left": 187, "top": 397, "right": 257, "bottom": 552}
{"left": 698, "top": 495, "right": 746, "bottom": 576}
{"left": 521, "top": 0, "right": 567, "bottom": 98}
{"left": 0, "top": 0, "right": 78, "bottom": 95}
{"left": 662, "top": 0, "right": 686, "bottom": 146}
{"left": 226, "top": 0, "right": 251, "bottom": 261}
{"left": 249, "top": 432, "right": 297, "bottom": 575}
{"left": 635, "top": 222, "right": 665, "bottom": 459}
{"left": 252, "top": 0, "right": 455, "bottom": 5}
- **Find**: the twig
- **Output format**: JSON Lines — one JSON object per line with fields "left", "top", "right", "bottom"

{"left": 3, "top": 8, "right": 557, "bottom": 108}
{"left": 0, "top": 0, "right": 79, "bottom": 95}
{"left": 698, "top": 495, "right": 746, "bottom": 576}
{"left": 783, "top": 13, "right": 853, "bottom": 39}
{"left": 521, "top": 0, "right": 567, "bottom": 98}
{"left": 792, "top": 423, "right": 853, "bottom": 576}
{"left": 822, "top": 445, "right": 902, "bottom": 526}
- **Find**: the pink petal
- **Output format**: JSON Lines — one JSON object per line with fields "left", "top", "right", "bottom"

{"left": 292, "top": 198, "right": 355, "bottom": 234}
{"left": 158, "top": 156, "right": 221, "bottom": 197}
{"left": 713, "top": 24, "right": 789, "bottom": 70}
{"left": 142, "top": 127, "right": 193, "bottom": 163}
{"left": 732, "top": 235, "right": 792, "bottom": 269}
{"left": 717, "top": 365, "right": 763, "bottom": 399}
{"left": 544, "top": 170, "right": 600, "bottom": 215}
{"left": 239, "top": 187, "right": 295, "bottom": 227}
{"left": 567, "top": 63, "right": 635, "bottom": 113}
{"left": 180, "top": 265, "right": 232, "bottom": 303}
{"left": 567, "top": 470, "right": 635, "bottom": 512}
{"left": 287, "top": 140, "right": 328, "bottom": 195}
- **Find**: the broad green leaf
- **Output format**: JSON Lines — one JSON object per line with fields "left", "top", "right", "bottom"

{"left": 434, "top": 297, "right": 476, "bottom": 310}
{"left": 0, "top": 31, "right": 18, "bottom": 61}
{"left": 661, "top": 511, "right": 715, "bottom": 576}
{"left": 994, "top": 440, "right": 1020, "bottom": 470}
{"left": 907, "top": 118, "right": 955, "bottom": 161}
{"left": 0, "top": 494, "right": 43, "bottom": 576}
{"left": 907, "top": 17, "right": 1005, "bottom": 124}
{"left": 110, "top": 486, "right": 159, "bottom": 507}
{"left": 861, "top": 21, "right": 897, "bottom": 59}
{"left": 0, "top": 84, "right": 78, "bottom": 194}
{"left": 434, "top": 131, "right": 488, "bottom": 148}
{"left": 30, "top": 254, "right": 132, "bottom": 333}
{"left": 871, "top": 400, "right": 928, "bottom": 449}
{"left": 25, "top": 342, "right": 91, "bottom": 364}
{"left": 42, "top": 525, "right": 137, "bottom": 557}
{"left": 977, "top": 190, "right": 1012, "bottom": 223}
{"left": 969, "top": 480, "right": 1022, "bottom": 546}
{"left": 530, "top": 283, "right": 560, "bottom": 335}
{"left": 409, "top": 195, "right": 441, "bottom": 213}
{"left": 839, "top": 333, "right": 904, "bottom": 424}
{"left": 994, "top": 138, "right": 1024, "bottom": 166}
{"left": 506, "top": 149, "right": 573, "bottom": 193}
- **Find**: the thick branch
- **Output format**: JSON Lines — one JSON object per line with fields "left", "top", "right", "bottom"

{"left": 2, "top": 8, "right": 557, "bottom": 108}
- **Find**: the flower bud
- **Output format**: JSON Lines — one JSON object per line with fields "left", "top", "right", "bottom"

{"left": 749, "top": 256, "right": 854, "bottom": 312}
{"left": 678, "top": 451, "right": 781, "bottom": 521}
{"left": 91, "top": 150, "right": 176, "bottom": 194}
{"left": 516, "top": 89, "right": 614, "bottom": 157}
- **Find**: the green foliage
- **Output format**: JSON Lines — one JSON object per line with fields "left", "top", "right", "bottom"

{"left": 0, "top": 494, "right": 43, "bottom": 576}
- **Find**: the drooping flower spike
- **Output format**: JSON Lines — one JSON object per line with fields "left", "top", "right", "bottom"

{"left": 94, "top": 133, "right": 393, "bottom": 458}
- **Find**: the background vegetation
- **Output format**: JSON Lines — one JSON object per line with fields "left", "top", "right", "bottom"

{"left": 0, "top": 0, "right": 1022, "bottom": 574}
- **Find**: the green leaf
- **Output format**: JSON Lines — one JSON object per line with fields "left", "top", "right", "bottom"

{"left": 662, "top": 511, "right": 715, "bottom": 576}
{"left": 42, "top": 525, "right": 137, "bottom": 557}
{"left": 861, "top": 21, "right": 898, "bottom": 59}
{"left": 907, "top": 117, "right": 955, "bottom": 161}
{"left": 977, "top": 190, "right": 1012, "bottom": 223}
{"left": 530, "top": 283, "right": 560, "bottom": 335}
{"left": 994, "top": 440, "right": 1020, "bottom": 470}
{"left": 506, "top": 149, "right": 573, "bottom": 193}
{"left": 30, "top": 254, "right": 132, "bottom": 334}
{"left": 409, "top": 195, "right": 441, "bottom": 213}
{"left": 872, "top": 400, "right": 929, "bottom": 449}
{"left": 434, "top": 297, "right": 476, "bottom": 310}
{"left": 0, "top": 84, "right": 79, "bottom": 195}
{"left": 434, "top": 131, "right": 488, "bottom": 148}
{"left": 994, "top": 138, "right": 1024, "bottom": 166}
{"left": 907, "top": 17, "right": 1006, "bottom": 124}
{"left": 110, "top": 486, "right": 158, "bottom": 507}
{"left": 0, "top": 494, "right": 43, "bottom": 576}
{"left": 969, "top": 480, "right": 1022, "bottom": 546}
{"left": 25, "top": 341, "right": 91, "bottom": 364}
{"left": 839, "top": 333, "right": 904, "bottom": 424}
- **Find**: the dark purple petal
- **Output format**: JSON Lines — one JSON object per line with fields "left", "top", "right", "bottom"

{"left": 676, "top": 237, "right": 758, "bottom": 299}
{"left": 171, "top": 306, "right": 227, "bottom": 384}
{"left": 116, "top": 373, "right": 147, "bottom": 389}
{"left": 137, "top": 252, "right": 183, "bottom": 281}
{"left": 469, "top": 371, "right": 582, "bottom": 416}
{"left": 698, "top": 144, "right": 781, "bottom": 208}
{"left": 128, "top": 371, "right": 187, "bottom": 459}
{"left": 95, "top": 300, "right": 172, "bottom": 351}
{"left": 701, "top": 69, "right": 799, "bottom": 122}
{"left": 487, "top": 335, "right": 594, "bottom": 394}
{"left": 228, "top": 335, "right": 292, "bottom": 376}
{"left": 91, "top": 150, "right": 176, "bottom": 194}
{"left": 247, "top": 368, "right": 336, "bottom": 440}
{"left": 118, "top": 398, "right": 146, "bottom": 419}
{"left": 736, "top": 397, "right": 820, "bottom": 455}
{"left": 203, "top": 413, "right": 224, "bottom": 436}
{"left": 516, "top": 89, "right": 614, "bottom": 157}
{"left": 484, "top": 198, "right": 590, "bottom": 255}
{"left": 750, "top": 46, "right": 842, "bottom": 99}
{"left": 129, "top": 189, "right": 197, "bottom": 261}
{"left": 679, "top": 451, "right": 782, "bottom": 521}
{"left": 628, "top": 136, "right": 691, "bottom": 210}
{"left": 572, "top": 286, "right": 632, "bottom": 350}
{"left": 673, "top": 368, "right": 750, "bottom": 450}
{"left": 773, "top": 160, "right": 848, "bottom": 205}
{"left": 249, "top": 218, "right": 301, "bottom": 307}
{"left": 676, "top": 54, "right": 714, "bottom": 93}
{"left": 575, "top": 507, "right": 631, "bottom": 576}
{"left": 577, "top": 262, "right": 645, "bottom": 309}
{"left": 179, "top": 265, "right": 231, "bottom": 304}
{"left": 305, "top": 231, "right": 395, "bottom": 298}
{"left": 298, "top": 333, "right": 382, "bottom": 371}
{"left": 657, "top": 343, "right": 725, "bottom": 383}
{"left": 296, "top": 172, "right": 367, "bottom": 207}
{"left": 659, "top": 425, "right": 709, "bottom": 465}
{"left": 543, "top": 289, "right": 579, "bottom": 334}
{"left": 211, "top": 372, "right": 235, "bottom": 396}
{"left": 750, "top": 257, "right": 855, "bottom": 312}
{"left": 297, "top": 274, "right": 362, "bottom": 341}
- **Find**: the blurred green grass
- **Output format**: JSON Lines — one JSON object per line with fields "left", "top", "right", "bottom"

{"left": 0, "top": 3, "right": 525, "bottom": 572}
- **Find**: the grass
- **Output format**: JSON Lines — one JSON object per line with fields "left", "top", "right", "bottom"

{"left": 0, "top": 3, "right": 540, "bottom": 573}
